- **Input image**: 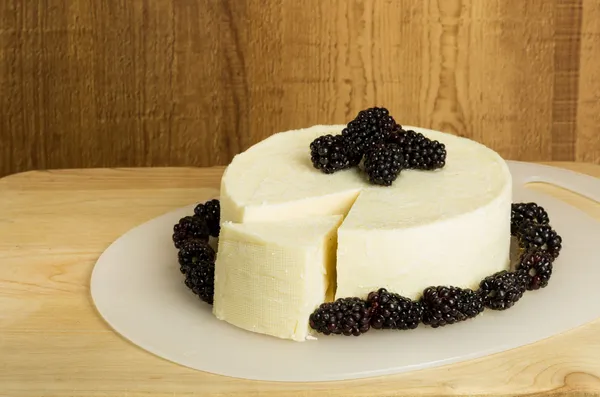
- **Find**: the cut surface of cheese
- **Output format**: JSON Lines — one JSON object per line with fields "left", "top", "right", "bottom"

{"left": 213, "top": 215, "right": 343, "bottom": 341}
{"left": 216, "top": 124, "right": 513, "bottom": 338}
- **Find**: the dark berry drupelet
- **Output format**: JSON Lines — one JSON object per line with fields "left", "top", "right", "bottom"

{"left": 517, "top": 249, "right": 554, "bottom": 290}
{"left": 387, "top": 130, "right": 446, "bottom": 170}
{"left": 183, "top": 260, "right": 215, "bottom": 305}
{"left": 309, "top": 134, "right": 358, "bottom": 174}
{"left": 516, "top": 222, "right": 563, "bottom": 259}
{"left": 178, "top": 238, "right": 216, "bottom": 271}
{"left": 511, "top": 202, "right": 550, "bottom": 235}
{"left": 194, "top": 199, "right": 221, "bottom": 237}
{"left": 367, "top": 288, "right": 423, "bottom": 330}
{"left": 363, "top": 143, "right": 405, "bottom": 186}
{"left": 172, "top": 215, "right": 210, "bottom": 248}
{"left": 420, "top": 286, "right": 484, "bottom": 328}
{"left": 309, "top": 297, "right": 372, "bottom": 336}
{"left": 479, "top": 270, "right": 528, "bottom": 311}
{"left": 341, "top": 107, "right": 401, "bottom": 158}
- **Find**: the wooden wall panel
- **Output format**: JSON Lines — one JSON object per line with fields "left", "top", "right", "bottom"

{"left": 577, "top": 0, "right": 600, "bottom": 163}
{"left": 0, "top": 0, "right": 598, "bottom": 177}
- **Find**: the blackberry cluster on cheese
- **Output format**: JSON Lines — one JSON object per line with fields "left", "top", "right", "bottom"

{"left": 362, "top": 143, "right": 405, "bottom": 186}
{"left": 309, "top": 134, "right": 359, "bottom": 174}
{"left": 309, "top": 107, "right": 447, "bottom": 186}
{"left": 167, "top": 106, "right": 565, "bottom": 342}
{"left": 341, "top": 107, "right": 401, "bottom": 157}
{"left": 387, "top": 129, "right": 447, "bottom": 170}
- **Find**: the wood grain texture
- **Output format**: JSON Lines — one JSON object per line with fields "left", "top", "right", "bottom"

{"left": 0, "top": 0, "right": 599, "bottom": 178}
{"left": 576, "top": 0, "right": 600, "bottom": 163}
{"left": 1, "top": 163, "right": 600, "bottom": 397}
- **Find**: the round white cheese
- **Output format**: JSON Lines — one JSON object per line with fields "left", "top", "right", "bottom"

{"left": 218, "top": 125, "right": 512, "bottom": 302}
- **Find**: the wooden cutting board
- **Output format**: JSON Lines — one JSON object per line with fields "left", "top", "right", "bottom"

{"left": 1, "top": 162, "right": 600, "bottom": 397}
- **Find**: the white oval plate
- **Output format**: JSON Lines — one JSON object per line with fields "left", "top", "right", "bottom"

{"left": 90, "top": 161, "right": 600, "bottom": 382}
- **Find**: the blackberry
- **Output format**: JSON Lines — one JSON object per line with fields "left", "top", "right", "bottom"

{"left": 341, "top": 107, "right": 401, "bottom": 157}
{"left": 420, "top": 286, "right": 484, "bottom": 328}
{"left": 183, "top": 260, "right": 215, "bottom": 305}
{"left": 194, "top": 199, "right": 221, "bottom": 237}
{"left": 367, "top": 288, "right": 423, "bottom": 330}
{"left": 517, "top": 222, "right": 562, "bottom": 259}
{"left": 511, "top": 202, "right": 550, "bottom": 235}
{"left": 309, "top": 297, "right": 372, "bottom": 336}
{"left": 479, "top": 270, "right": 527, "bottom": 310}
{"left": 172, "top": 215, "right": 210, "bottom": 248}
{"left": 178, "top": 238, "right": 216, "bottom": 271}
{"left": 479, "top": 270, "right": 528, "bottom": 310}
{"left": 387, "top": 130, "right": 446, "bottom": 170}
{"left": 363, "top": 143, "right": 405, "bottom": 186}
{"left": 309, "top": 134, "right": 358, "bottom": 174}
{"left": 517, "top": 249, "right": 554, "bottom": 290}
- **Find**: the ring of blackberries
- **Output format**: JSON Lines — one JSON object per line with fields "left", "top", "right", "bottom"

{"left": 173, "top": 198, "right": 561, "bottom": 337}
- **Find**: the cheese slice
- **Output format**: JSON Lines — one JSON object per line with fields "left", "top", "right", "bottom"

{"left": 213, "top": 215, "right": 343, "bottom": 341}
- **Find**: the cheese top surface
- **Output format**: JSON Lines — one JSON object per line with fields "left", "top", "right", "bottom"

{"left": 220, "top": 125, "right": 511, "bottom": 227}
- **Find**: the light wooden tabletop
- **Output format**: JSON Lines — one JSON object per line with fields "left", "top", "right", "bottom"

{"left": 1, "top": 162, "right": 600, "bottom": 397}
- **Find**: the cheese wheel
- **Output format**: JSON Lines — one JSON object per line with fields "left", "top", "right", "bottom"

{"left": 215, "top": 125, "right": 512, "bottom": 339}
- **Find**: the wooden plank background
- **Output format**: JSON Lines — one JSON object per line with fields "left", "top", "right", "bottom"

{"left": 0, "top": 0, "right": 599, "bottom": 178}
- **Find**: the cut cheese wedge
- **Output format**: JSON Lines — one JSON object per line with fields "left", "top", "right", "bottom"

{"left": 213, "top": 215, "right": 343, "bottom": 341}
